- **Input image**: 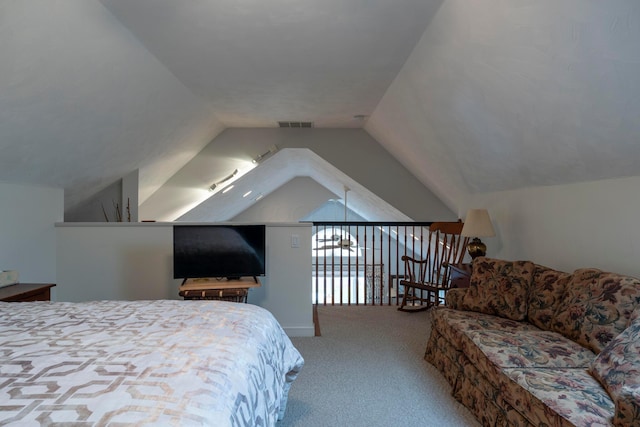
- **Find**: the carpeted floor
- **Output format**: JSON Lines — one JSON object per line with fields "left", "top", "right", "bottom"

{"left": 280, "top": 305, "right": 480, "bottom": 426}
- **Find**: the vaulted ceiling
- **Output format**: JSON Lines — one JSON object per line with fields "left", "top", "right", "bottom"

{"left": 2, "top": 1, "right": 639, "bottom": 217}
{"left": 177, "top": 148, "right": 412, "bottom": 223}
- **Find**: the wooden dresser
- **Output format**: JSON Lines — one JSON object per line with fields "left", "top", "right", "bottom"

{"left": 0, "top": 283, "right": 56, "bottom": 302}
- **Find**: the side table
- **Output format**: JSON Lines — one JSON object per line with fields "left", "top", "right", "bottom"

{"left": 0, "top": 283, "right": 56, "bottom": 302}
{"left": 449, "top": 263, "right": 472, "bottom": 288}
{"left": 179, "top": 277, "right": 261, "bottom": 303}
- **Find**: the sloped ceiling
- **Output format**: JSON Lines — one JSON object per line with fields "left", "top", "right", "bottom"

{"left": 2, "top": 1, "right": 640, "bottom": 218}
{"left": 366, "top": 0, "right": 640, "bottom": 210}
{"left": 98, "top": 0, "right": 441, "bottom": 128}
{"left": 0, "top": 0, "right": 440, "bottom": 214}
{"left": 178, "top": 149, "right": 412, "bottom": 222}
{"left": 0, "top": 1, "right": 224, "bottom": 211}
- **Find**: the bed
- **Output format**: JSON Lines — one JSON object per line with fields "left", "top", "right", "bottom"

{"left": 0, "top": 299, "right": 304, "bottom": 426}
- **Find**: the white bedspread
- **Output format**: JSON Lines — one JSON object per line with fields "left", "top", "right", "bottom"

{"left": 0, "top": 300, "right": 304, "bottom": 426}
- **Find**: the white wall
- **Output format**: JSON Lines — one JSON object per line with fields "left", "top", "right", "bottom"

{"left": 64, "top": 179, "right": 123, "bottom": 222}
{"left": 56, "top": 222, "right": 314, "bottom": 337}
{"left": 56, "top": 224, "right": 175, "bottom": 301}
{"left": 252, "top": 224, "right": 313, "bottom": 336}
{"left": 0, "top": 182, "right": 63, "bottom": 284}
{"left": 465, "top": 175, "right": 640, "bottom": 277}
{"left": 65, "top": 170, "right": 140, "bottom": 222}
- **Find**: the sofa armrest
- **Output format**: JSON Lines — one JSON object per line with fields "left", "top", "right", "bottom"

{"left": 590, "top": 314, "right": 640, "bottom": 426}
{"left": 446, "top": 288, "right": 468, "bottom": 310}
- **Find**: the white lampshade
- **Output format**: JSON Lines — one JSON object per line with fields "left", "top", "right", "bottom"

{"left": 461, "top": 209, "right": 496, "bottom": 238}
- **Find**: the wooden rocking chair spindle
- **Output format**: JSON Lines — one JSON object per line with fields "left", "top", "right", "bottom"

{"left": 398, "top": 221, "right": 469, "bottom": 312}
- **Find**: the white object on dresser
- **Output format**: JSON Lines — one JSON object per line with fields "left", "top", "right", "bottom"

{"left": 0, "top": 270, "right": 19, "bottom": 288}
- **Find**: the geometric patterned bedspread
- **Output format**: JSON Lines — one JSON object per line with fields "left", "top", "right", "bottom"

{"left": 0, "top": 300, "right": 304, "bottom": 426}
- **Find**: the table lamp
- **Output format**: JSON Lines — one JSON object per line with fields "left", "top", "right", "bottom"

{"left": 461, "top": 209, "right": 496, "bottom": 259}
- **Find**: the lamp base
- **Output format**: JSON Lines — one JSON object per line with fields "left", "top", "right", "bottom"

{"left": 467, "top": 237, "right": 487, "bottom": 259}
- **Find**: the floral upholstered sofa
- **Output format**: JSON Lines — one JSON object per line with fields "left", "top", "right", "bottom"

{"left": 425, "top": 257, "right": 640, "bottom": 426}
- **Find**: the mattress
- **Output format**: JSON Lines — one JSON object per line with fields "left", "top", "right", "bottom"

{"left": 0, "top": 299, "right": 304, "bottom": 426}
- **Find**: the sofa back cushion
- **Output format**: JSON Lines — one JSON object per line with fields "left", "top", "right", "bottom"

{"left": 527, "top": 264, "right": 571, "bottom": 331}
{"left": 461, "top": 257, "right": 535, "bottom": 321}
{"left": 552, "top": 268, "right": 640, "bottom": 353}
{"left": 590, "top": 313, "right": 640, "bottom": 426}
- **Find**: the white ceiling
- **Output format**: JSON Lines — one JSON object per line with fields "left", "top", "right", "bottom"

{"left": 367, "top": 0, "right": 640, "bottom": 210}
{"left": 2, "top": 0, "right": 640, "bottom": 217}
{"left": 98, "top": 0, "right": 440, "bottom": 128}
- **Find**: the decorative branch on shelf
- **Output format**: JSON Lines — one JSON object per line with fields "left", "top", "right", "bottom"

{"left": 102, "top": 198, "right": 131, "bottom": 222}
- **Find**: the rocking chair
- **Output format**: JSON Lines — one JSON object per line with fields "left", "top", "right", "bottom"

{"left": 398, "top": 221, "right": 469, "bottom": 312}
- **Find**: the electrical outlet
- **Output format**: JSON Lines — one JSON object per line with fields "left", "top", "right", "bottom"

{"left": 291, "top": 234, "right": 300, "bottom": 248}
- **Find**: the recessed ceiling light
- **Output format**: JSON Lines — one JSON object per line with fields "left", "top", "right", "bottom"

{"left": 243, "top": 190, "right": 252, "bottom": 198}
{"left": 222, "top": 185, "right": 234, "bottom": 194}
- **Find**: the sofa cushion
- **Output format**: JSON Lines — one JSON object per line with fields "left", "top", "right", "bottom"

{"left": 503, "top": 368, "right": 614, "bottom": 427}
{"left": 432, "top": 308, "right": 539, "bottom": 353}
{"left": 528, "top": 264, "right": 571, "bottom": 331}
{"left": 552, "top": 268, "right": 640, "bottom": 353}
{"left": 461, "top": 257, "right": 535, "bottom": 321}
{"left": 467, "top": 329, "right": 595, "bottom": 370}
{"left": 590, "top": 315, "right": 640, "bottom": 426}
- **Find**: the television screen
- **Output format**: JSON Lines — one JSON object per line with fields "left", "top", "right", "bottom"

{"left": 173, "top": 224, "right": 266, "bottom": 279}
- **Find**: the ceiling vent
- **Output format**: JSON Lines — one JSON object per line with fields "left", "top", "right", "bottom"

{"left": 278, "top": 121, "right": 314, "bottom": 128}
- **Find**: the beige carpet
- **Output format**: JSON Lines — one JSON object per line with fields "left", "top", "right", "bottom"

{"left": 280, "top": 305, "right": 480, "bottom": 426}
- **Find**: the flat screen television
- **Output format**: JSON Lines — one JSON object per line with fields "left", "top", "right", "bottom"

{"left": 173, "top": 224, "right": 266, "bottom": 280}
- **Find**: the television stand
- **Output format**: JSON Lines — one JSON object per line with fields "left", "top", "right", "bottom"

{"left": 179, "top": 277, "right": 261, "bottom": 303}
